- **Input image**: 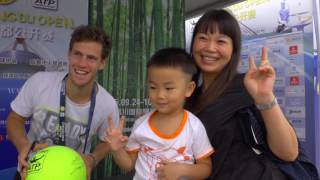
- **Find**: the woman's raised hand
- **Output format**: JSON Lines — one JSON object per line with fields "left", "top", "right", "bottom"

{"left": 244, "top": 47, "right": 276, "bottom": 104}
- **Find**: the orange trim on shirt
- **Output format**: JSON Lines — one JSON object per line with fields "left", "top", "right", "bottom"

{"left": 126, "top": 148, "right": 140, "bottom": 153}
{"left": 197, "top": 148, "right": 215, "bottom": 160}
{"left": 148, "top": 111, "right": 187, "bottom": 139}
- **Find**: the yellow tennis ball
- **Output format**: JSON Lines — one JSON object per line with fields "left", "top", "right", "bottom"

{"left": 26, "top": 145, "right": 86, "bottom": 180}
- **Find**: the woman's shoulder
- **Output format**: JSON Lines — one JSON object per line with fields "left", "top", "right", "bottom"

{"left": 224, "top": 73, "right": 250, "bottom": 97}
{"left": 235, "top": 73, "right": 246, "bottom": 80}
{"left": 231, "top": 73, "right": 246, "bottom": 88}
{"left": 199, "top": 73, "right": 254, "bottom": 116}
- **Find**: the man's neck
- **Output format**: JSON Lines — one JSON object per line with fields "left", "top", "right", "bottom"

{"left": 65, "top": 77, "right": 94, "bottom": 104}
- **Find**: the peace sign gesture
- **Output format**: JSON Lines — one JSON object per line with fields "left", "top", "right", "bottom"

{"left": 244, "top": 47, "right": 276, "bottom": 104}
{"left": 105, "top": 116, "right": 128, "bottom": 152}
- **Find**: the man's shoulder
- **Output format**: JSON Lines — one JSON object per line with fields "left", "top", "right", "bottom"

{"left": 30, "top": 71, "right": 66, "bottom": 81}
{"left": 95, "top": 83, "right": 117, "bottom": 105}
{"left": 25, "top": 71, "right": 65, "bottom": 87}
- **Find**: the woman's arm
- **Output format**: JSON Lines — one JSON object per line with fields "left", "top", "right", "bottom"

{"left": 258, "top": 97, "right": 298, "bottom": 161}
{"left": 244, "top": 47, "right": 298, "bottom": 161}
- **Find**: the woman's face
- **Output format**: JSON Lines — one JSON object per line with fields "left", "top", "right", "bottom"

{"left": 192, "top": 31, "right": 233, "bottom": 76}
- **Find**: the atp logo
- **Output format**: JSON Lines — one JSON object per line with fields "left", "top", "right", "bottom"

{"left": 32, "top": 0, "right": 58, "bottom": 10}
{"left": 27, "top": 150, "right": 48, "bottom": 174}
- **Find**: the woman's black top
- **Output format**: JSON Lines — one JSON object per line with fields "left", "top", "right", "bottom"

{"left": 187, "top": 74, "right": 287, "bottom": 180}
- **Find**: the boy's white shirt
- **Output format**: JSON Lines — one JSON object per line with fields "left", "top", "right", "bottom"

{"left": 126, "top": 110, "right": 214, "bottom": 180}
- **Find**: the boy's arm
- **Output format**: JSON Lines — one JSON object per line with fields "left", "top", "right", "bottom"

{"left": 86, "top": 114, "right": 121, "bottom": 167}
{"left": 156, "top": 157, "right": 212, "bottom": 179}
{"left": 181, "top": 157, "right": 212, "bottom": 179}
{"left": 105, "top": 116, "right": 138, "bottom": 172}
{"left": 111, "top": 149, "right": 138, "bottom": 172}
{"left": 82, "top": 141, "right": 137, "bottom": 172}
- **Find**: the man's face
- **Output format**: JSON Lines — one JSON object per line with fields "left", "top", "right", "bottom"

{"left": 68, "top": 41, "right": 106, "bottom": 88}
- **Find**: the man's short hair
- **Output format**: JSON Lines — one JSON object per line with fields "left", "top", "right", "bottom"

{"left": 69, "top": 25, "right": 112, "bottom": 59}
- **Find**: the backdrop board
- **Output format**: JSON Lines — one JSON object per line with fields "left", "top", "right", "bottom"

{"left": 0, "top": 0, "right": 88, "bottom": 179}
{"left": 226, "top": 0, "right": 316, "bottom": 166}
{"left": 239, "top": 31, "right": 307, "bottom": 139}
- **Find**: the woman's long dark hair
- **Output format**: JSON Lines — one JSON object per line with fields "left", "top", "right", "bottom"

{"left": 187, "top": 9, "right": 242, "bottom": 114}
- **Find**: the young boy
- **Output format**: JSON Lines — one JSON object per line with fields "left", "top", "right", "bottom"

{"left": 106, "top": 47, "right": 214, "bottom": 180}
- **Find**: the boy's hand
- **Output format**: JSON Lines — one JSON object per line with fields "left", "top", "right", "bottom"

{"left": 105, "top": 116, "right": 128, "bottom": 152}
{"left": 156, "top": 161, "right": 183, "bottom": 180}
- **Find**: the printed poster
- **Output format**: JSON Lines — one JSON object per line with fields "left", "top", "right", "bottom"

{"left": 0, "top": 0, "right": 88, "bottom": 172}
{"left": 238, "top": 31, "right": 307, "bottom": 139}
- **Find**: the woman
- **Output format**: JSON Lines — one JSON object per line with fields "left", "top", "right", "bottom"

{"left": 186, "top": 9, "right": 298, "bottom": 180}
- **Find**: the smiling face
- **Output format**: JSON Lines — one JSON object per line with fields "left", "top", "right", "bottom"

{"left": 187, "top": 9, "right": 242, "bottom": 113}
{"left": 192, "top": 31, "right": 233, "bottom": 78}
{"left": 147, "top": 67, "right": 195, "bottom": 116}
{"left": 189, "top": 10, "right": 241, "bottom": 87}
{"left": 68, "top": 41, "right": 106, "bottom": 89}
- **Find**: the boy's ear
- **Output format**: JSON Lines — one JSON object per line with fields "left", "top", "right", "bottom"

{"left": 185, "top": 81, "right": 196, "bottom": 98}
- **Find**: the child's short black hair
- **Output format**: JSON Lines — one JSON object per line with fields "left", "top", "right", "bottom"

{"left": 147, "top": 47, "right": 197, "bottom": 78}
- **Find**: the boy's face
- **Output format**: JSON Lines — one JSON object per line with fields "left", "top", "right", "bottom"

{"left": 147, "top": 67, "right": 195, "bottom": 115}
{"left": 68, "top": 41, "right": 106, "bottom": 89}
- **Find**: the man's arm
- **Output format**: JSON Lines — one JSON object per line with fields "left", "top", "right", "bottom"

{"left": 82, "top": 141, "right": 110, "bottom": 169}
{"left": 82, "top": 115, "right": 126, "bottom": 178}
{"left": 80, "top": 141, "right": 109, "bottom": 180}
{"left": 6, "top": 111, "right": 30, "bottom": 168}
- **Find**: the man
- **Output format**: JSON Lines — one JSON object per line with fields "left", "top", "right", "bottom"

{"left": 7, "top": 25, "right": 119, "bottom": 180}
